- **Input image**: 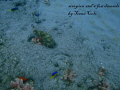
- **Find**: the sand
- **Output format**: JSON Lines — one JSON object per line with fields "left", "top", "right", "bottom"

{"left": 0, "top": 0, "right": 120, "bottom": 90}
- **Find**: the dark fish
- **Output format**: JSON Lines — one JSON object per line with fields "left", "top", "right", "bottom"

{"left": 9, "top": 7, "right": 18, "bottom": 11}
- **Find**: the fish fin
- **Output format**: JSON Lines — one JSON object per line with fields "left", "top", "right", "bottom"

{"left": 51, "top": 76, "right": 54, "bottom": 79}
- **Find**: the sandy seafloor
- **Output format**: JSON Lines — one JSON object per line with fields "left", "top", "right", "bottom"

{"left": 0, "top": 0, "right": 120, "bottom": 90}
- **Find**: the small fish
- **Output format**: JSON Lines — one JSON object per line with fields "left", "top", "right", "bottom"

{"left": 51, "top": 72, "right": 58, "bottom": 79}
{"left": 33, "top": 13, "right": 39, "bottom": 17}
{"left": 9, "top": 7, "right": 18, "bottom": 11}
{"left": 19, "top": 76, "right": 28, "bottom": 82}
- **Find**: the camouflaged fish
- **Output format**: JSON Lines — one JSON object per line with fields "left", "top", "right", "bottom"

{"left": 31, "top": 24, "right": 56, "bottom": 48}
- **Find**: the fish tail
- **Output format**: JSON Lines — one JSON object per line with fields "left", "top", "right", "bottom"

{"left": 51, "top": 76, "right": 54, "bottom": 79}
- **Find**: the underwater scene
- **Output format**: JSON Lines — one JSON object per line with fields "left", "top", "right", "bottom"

{"left": 0, "top": 0, "right": 120, "bottom": 90}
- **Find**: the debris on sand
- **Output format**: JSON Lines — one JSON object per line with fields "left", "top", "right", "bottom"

{"left": 61, "top": 67, "right": 76, "bottom": 83}
{"left": 92, "top": 68, "right": 110, "bottom": 90}
{"left": 98, "top": 68, "right": 106, "bottom": 76}
{"left": 44, "top": 0, "right": 50, "bottom": 6}
{"left": 10, "top": 78, "right": 34, "bottom": 90}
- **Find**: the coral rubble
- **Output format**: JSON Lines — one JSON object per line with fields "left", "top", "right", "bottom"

{"left": 61, "top": 67, "right": 76, "bottom": 83}
{"left": 99, "top": 68, "right": 106, "bottom": 76}
{"left": 10, "top": 78, "right": 34, "bottom": 90}
{"left": 92, "top": 68, "right": 110, "bottom": 90}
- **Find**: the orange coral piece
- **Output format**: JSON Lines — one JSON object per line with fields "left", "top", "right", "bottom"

{"left": 19, "top": 77, "right": 28, "bottom": 82}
